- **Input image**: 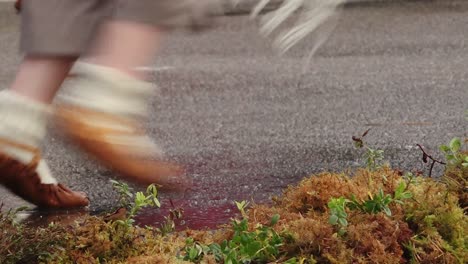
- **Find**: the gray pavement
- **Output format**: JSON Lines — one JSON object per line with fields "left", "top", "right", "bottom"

{"left": 0, "top": 1, "right": 467, "bottom": 228}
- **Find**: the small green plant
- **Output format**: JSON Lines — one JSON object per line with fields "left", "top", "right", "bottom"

{"left": 352, "top": 129, "right": 385, "bottom": 171}
{"left": 328, "top": 197, "right": 348, "bottom": 235}
{"left": 328, "top": 181, "right": 412, "bottom": 233}
{"left": 111, "top": 179, "right": 134, "bottom": 208}
{"left": 440, "top": 137, "right": 468, "bottom": 168}
{"left": 189, "top": 217, "right": 284, "bottom": 263}
{"left": 349, "top": 189, "right": 393, "bottom": 216}
{"left": 110, "top": 180, "right": 161, "bottom": 226}
{"left": 182, "top": 237, "right": 215, "bottom": 263}
{"left": 393, "top": 181, "right": 414, "bottom": 201}
{"left": 235, "top": 200, "right": 250, "bottom": 219}
{"left": 182, "top": 201, "right": 290, "bottom": 263}
{"left": 350, "top": 181, "right": 412, "bottom": 216}
{"left": 402, "top": 172, "right": 419, "bottom": 187}
{"left": 364, "top": 148, "right": 385, "bottom": 171}
{"left": 156, "top": 206, "right": 183, "bottom": 236}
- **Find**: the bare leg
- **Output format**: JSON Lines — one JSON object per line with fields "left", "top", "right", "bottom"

{"left": 85, "top": 21, "right": 163, "bottom": 80}
{"left": 10, "top": 56, "right": 75, "bottom": 103}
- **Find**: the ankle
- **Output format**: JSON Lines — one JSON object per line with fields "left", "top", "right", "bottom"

{"left": 0, "top": 90, "right": 50, "bottom": 147}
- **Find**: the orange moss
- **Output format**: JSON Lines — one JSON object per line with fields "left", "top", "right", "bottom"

{"left": 346, "top": 213, "right": 412, "bottom": 264}
{"left": 285, "top": 217, "right": 353, "bottom": 263}
{"left": 352, "top": 167, "right": 403, "bottom": 195}
{"left": 248, "top": 204, "right": 302, "bottom": 228}
{"left": 277, "top": 172, "right": 368, "bottom": 214}
{"left": 245, "top": 168, "right": 466, "bottom": 263}
{"left": 126, "top": 255, "right": 188, "bottom": 263}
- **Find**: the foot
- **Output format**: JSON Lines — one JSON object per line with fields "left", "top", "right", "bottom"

{"left": 56, "top": 105, "right": 186, "bottom": 190}
{"left": 0, "top": 138, "right": 89, "bottom": 209}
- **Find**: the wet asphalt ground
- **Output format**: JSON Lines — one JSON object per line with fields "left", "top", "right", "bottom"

{"left": 0, "top": 1, "right": 467, "bottom": 228}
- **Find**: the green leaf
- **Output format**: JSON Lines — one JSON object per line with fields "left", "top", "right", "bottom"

{"left": 114, "top": 220, "right": 126, "bottom": 226}
{"left": 185, "top": 237, "right": 194, "bottom": 245}
{"left": 439, "top": 145, "right": 450, "bottom": 153}
{"left": 244, "top": 241, "right": 262, "bottom": 257}
{"left": 337, "top": 211, "right": 348, "bottom": 218}
{"left": 383, "top": 206, "right": 392, "bottom": 216}
{"left": 284, "top": 257, "right": 298, "bottom": 264}
{"left": 338, "top": 218, "right": 348, "bottom": 227}
{"left": 235, "top": 200, "right": 248, "bottom": 211}
{"left": 153, "top": 198, "right": 161, "bottom": 208}
{"left": 188, "top": 247, "right": 199, "bottom": 260}
{"left": 147, "top": 184, "right": 158, "bottom": 195}
{"left": 401, "top": 192, "right": 412, "bottom": 199}
{"left": 394, "top": 183, "right": 404, "bottom": 199}
{"left": 209, "top": 243, "right": 221, "bottom": 251}
{"left": 449, "top": 138, "right": 461, "bottom": 152}
{"left": 225, "top": 258, "right": 234, "bottom": 264}
{"left": 135, "top": 192, "right": 146, "bottom": 203}
{"left": 329, "top": 215, "right": 339, "bottom": 225}
{"left": 270, "top": 214, "right": 280, "bottom": 226}
{"left": 446, "top": 154, "right": 455, "bottom": 161}
{"left": 338, "top": 228, "right": 347, "bottom": 236}
{"left": 209, "top": 243, "right": 223, "bottom": 261}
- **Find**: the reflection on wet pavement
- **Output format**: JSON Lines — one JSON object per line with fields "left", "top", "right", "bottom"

{"left": 136, "top": 199, "right": 238, "bottom": 230}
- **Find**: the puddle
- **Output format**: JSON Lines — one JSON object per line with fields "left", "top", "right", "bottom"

{"left": 135, "top": 199, "right": 238, "bottom": 230}
{"left": 15, "top": 202, "right": 238, "bottom": 231}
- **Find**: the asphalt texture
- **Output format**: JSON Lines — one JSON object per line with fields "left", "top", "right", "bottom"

{"left": 0, "top": 1, "right": 467, "bottom": 228}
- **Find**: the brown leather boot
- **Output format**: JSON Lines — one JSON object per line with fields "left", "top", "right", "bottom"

{"left": 56, "top": 105, "right": 187, "bottom": 190}
{"left": 0, "top": 138, "right": 89, "bottom": 209}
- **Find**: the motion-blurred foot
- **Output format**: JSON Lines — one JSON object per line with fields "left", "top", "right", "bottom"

{"left": 57, "top": 62, "right": 186, "bottom": 190}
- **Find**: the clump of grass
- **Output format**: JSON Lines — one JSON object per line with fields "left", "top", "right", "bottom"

{"left": 352, "top": 129, "right": 386, "bottom": 171}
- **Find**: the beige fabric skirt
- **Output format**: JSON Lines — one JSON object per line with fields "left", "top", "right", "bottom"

{"left": 20, "top": 0, "right": 218, "bottom": 56}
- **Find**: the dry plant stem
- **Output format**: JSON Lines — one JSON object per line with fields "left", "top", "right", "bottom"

{"left": 416, "top": 144, "right": 446, "bottom": 177}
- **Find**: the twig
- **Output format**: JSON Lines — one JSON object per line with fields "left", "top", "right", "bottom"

{"left": 352, "top": 128, "right": 371, "bottom": 148}
{"left": 416, "top": 144, "right": 446, "bottom": 177}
